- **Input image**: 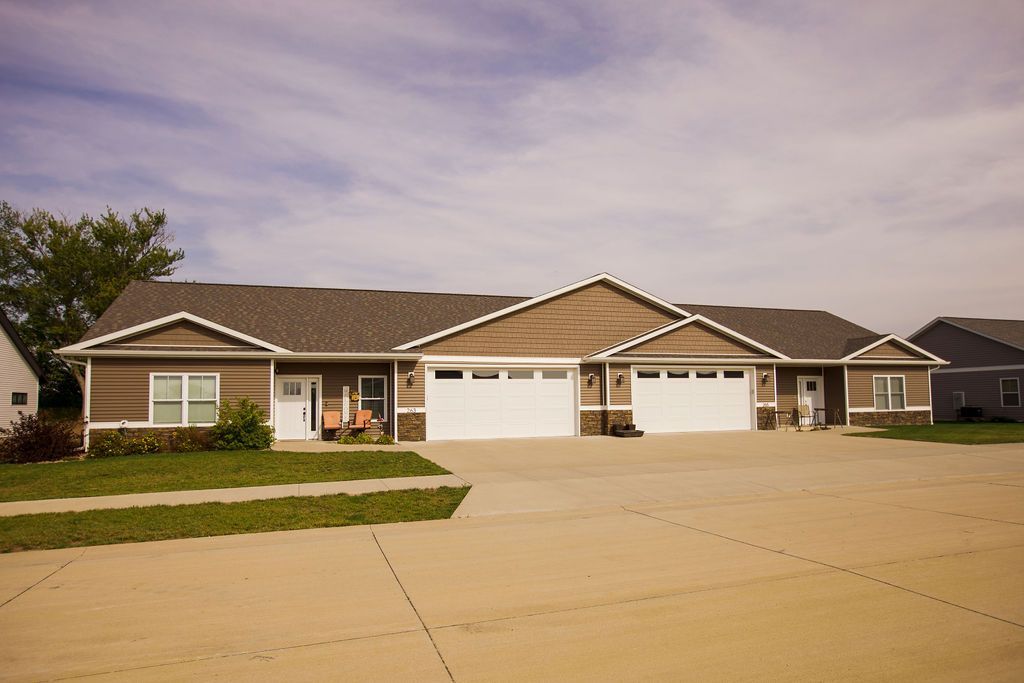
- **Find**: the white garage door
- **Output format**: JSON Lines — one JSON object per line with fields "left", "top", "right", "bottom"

{"left": 632, "top": 368, "right": 752, "bottom": 433}
{"left": 426, "top": 368, "right": 576, "bottom": 440}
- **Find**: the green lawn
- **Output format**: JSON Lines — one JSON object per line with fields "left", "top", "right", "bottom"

{"left": 846, "top": 421, "right": 1024, "bottom": 445}
{"left": 0, "top": 450, "right": 449, "bottom": 503}
{"left": 0, "top": 487, "right": 470, "bottom": 553}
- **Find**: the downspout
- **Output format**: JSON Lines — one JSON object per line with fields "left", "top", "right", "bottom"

{"left": 843, "top": 365, "right": 850, "bottom": 426}
{"left": 65, "top": 358, "right": 91, "bottom": 450}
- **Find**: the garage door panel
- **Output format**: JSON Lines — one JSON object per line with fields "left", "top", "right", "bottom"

{"left": 633, "top": 369, "right": 752, "bottom": 433}
{"left": 427, "top": 368, "right": 576, "bottom": 440}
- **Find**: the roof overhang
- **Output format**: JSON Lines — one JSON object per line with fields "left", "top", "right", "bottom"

{"left": 588, "top": 314, "right": 790, "bottom": 360}
{"left": 60, "top": 312, "right": 291, "bottom": 354}
{"left": 392, "top": 273, "right": 691, "bottom": 351}
{"left": 840, "top": 333, "right": 946, "bottom": 363}
{"left": 57, "top": 349, "right": 423, "bottom": 360}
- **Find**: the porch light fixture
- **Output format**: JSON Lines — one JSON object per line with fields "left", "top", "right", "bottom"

{"left": 407, "top": 371, "right": 415, "bottom": 386}
{"left": 616, "top": 372, "right": 624, "bottom": 384}
{"left": 761, "top": 372, "right": 769, "bottom": 384}
{"left": 588, "top": 373, "right": 595, "bottom": 386}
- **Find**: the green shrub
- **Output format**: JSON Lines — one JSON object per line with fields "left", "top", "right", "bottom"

{"left": 0, "top": 412, "right": 80, "bottom": 463}
{"left": 209, "top": 398, "right": 274, "bottom": 450}
{"left": 338, "top": 432, "right": 375, "bottom": 445}
{"left": 169, "top": 426, "right": 211, "bottom": 452}
{"left": 374, "top": 434, "right": 395, "bottom": 445}
{"left": 89, "top": 432, "right": 162, "bottom": 458}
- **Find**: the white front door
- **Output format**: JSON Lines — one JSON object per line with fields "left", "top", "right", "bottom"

{"left": 797, "top": 376, "right": 824, "bottom": 424}
{"left": 275, "top": 376, "right": 320, "bottom": 440}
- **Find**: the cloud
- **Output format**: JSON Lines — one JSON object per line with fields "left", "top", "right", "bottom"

{"left": 0, "top": 0, "right": 1021, "bottom": 333}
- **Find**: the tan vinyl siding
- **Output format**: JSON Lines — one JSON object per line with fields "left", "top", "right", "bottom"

{"left": 847, "top": 365, "right": 930, "bottom": 408}
{"left": 1, "top": 328, "right": 38, "bottom": 424}
{"left": 857, "top": 340, "right": 921, "bottom": 359}
{"left": 755, "top": 364, "right": 775, "bottom": 403}
{"left": 631, "top": 322, "right": 761, "bottom": 356}
{"left": 609, "top": 363, "right": 631, "bottom": 405}
{"left": 423, "top": 281, "right": 676, "bottom": 357}
{"left": 775, "top": 366, "right": 824, "bottom": 415}
{"left": 90, "top": 358, "right": 270, "bottom": 422}
{"left": 111, "top": 321, "right": 254, "bottom": 348}
{"left": 397, "top": 361, "right": 425, "bottom": 407}
{"left": 580, "top": 364, "right": 602, "bottom": 406}
{"left": 912, "top": 321, "right": 1024, "bottom": 369}
{"left": 276, "top": 362, "right": 392, "bottom": 417}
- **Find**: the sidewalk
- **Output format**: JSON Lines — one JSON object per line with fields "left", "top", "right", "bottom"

{"left": 0, "top": 474, "right": 468, "bottom": 516}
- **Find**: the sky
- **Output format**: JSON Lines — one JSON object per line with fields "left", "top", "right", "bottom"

{"left": 1, "top": 1, "right": 1022, "bottom": 335}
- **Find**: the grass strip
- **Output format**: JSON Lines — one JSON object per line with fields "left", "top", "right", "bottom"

{"left": 846, "top": 422, "right": 1024, "bottom": 445}
{"left": 0, "top": 450, "right": 449, "bottom": 502}
{"left": 0, "top": 486, "right": 469, "bottom": 553}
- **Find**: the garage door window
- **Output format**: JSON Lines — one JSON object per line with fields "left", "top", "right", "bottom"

{"left": 637, "top": 370, "right": 660, "bottom": 379}
{"left": 472, "top": 371, "right": 499, "bottom": 380}
{"left": 723, "top": 371, "right": 744, "bottom": 379}
{"left": 507, "top": 370, "right": 533, "bottom": 379}
{"left": 667, "top": 371, "right": 688, "bottom": 379}
{"left": 434, "top": 370, "right": 463, "bottom": 379}
{"left": 696, "top": 371, "right": 717, "bottom": 379}
{"left": 542, "top": 370, "right": 568, "bottom": 379}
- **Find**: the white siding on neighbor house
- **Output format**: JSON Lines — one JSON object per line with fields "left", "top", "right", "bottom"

{"left": 0, "top": 328, "right": 38, "bottom": 427}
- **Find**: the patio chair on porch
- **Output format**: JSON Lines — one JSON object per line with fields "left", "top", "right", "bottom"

{"left": 322, "top": 410, "right": 342, "bottom": 438}
{"left": 796, "top": 404, "right": 821, "bottom": 431}
{"left": 349, "top": 409, "right": 373, "bottom": 434}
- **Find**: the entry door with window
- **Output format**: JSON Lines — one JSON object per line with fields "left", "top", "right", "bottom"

{"left": 797, "top": 376, "right": 824, "bottom": 425}
{"left": 275, "top": 376, "right": 320, "bottom": 440}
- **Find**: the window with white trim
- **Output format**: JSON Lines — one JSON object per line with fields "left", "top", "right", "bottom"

{"left": 1001, "top": 378, "right": 1020, "bottom": 408}
{"left": 11, "top": 392, "right": 28, "bottom": 405}
{"left": 873, "top": 376, "right": 905, "bottom": 411}
{"left": 359, "top": 376, "right": 387, "bottom": 420}
{"left": 152, "top": 374, "right": 218, "bottom": 425}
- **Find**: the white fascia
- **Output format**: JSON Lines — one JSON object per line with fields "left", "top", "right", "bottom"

{"left": 840, "top": 333, "right": 946, "bottom": 362}
{"left": 589, "top": 314, "right": 789, "bottom": 360}
{"left": 59, "top": 312, "right": 291, "bottom": 354}
{"left": 391, "top": 273, "right": 691, "bottom": 351}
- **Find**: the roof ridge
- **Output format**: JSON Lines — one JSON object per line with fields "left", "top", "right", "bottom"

{"left": 134, "top": 279, "right": 530, "bottom": 300}
{"left": 679, "top": 302, "right": 832, "bottom": 314}
{"left": 942, "top": 315, "right": 1024, "bottom": 323}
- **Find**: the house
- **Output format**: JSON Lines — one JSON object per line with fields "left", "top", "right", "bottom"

{"left": 1, "top": 310, "right": 42, "bottom": 427}
{"left": 58, "top": 273, "right": 945, "bottom": 447}
{"left": 909, "top": 317, "right": 1023, "bottom": 422}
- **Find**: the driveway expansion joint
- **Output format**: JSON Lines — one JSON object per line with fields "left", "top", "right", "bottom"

{"left": 0, "top": 547, "right": 87, "bottom": 609}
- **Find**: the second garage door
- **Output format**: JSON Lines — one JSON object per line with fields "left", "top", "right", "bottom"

{"left": 632, "top": 368, "right": 753, "bottom": 433}
{"left": 426, "top": 368, "right": 577, "bottom": 440}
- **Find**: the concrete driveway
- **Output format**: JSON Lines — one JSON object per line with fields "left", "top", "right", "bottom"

{"left": 413, "top": 429, "right": 1024, "bottom": 516}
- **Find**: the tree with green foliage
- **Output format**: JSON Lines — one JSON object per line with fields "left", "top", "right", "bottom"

{"left": 0, "top": 201, "right": 185, "bottom": 409}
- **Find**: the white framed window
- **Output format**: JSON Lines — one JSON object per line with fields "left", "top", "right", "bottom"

{"left": 151, "top": 373, "right": 219, "bottom": 425}
{"left": 359, "top": 375, "right": 387, "bottom": 421}
{"left": 11, "top": 392, "right": 28, "bottom": 405}
{"left": 1001, "top": 378, "right": 1021, "bottom": 408}
{"left": 873, "top": 375, "right": 905, "bottom": 411}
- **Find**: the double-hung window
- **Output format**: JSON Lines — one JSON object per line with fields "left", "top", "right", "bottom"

{"left": 359, "top": 376, "right": 386, "bottom": 421}
{"left": 1001, "top": 378, "right": 1021, "bottom": 408}
{"left": 873, "top": 376, "right": 905, "bottom": 411}
{"left": 152, "top": 374, "right": 218, "bottom": 425}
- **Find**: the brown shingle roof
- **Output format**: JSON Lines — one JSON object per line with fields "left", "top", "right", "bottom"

{"left": 678, "top": 304, "right": 880, "bottom": 359}
{"left": 936, "top": 317, "right": 1024, "bottom": 350}
{"left": 81, "top": 280, "right": 889, "bottom": 360}
{"left": 82, "top": 281, "right": 528, "bottom": 353}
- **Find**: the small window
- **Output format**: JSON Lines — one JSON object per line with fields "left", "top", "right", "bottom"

{"left": 696, "top": 371, "right": 717, "bottom": 379}
{"left": 283, "top": 381, "right": 302, "bottom": 396}
{"left": 667, "top": 371, "right": 689, "bottom": 379}
{"left": 434, "top": 370, "right": 463, "bottom": 379}
{"left": 873, "top": 375, "right": 905, "bottom": 411}
{"left": 804, "top": 380, "right": 817, "bottom": 391}
{"left": 542, "top": 370, "right": 568, "bottom": 380}
{"left": 637, "top": 371, "right": 660, "bottom": 379}
{"left": 472, "top": 371, "right": 499, "bottom": 379}
{"left": 507, "top": 370, "right": 534, "bottom": 380}
{"left": 1001, "top": 378, "right": 1021, "bottom": 408}
{"left": 723, "top": 371, "right": 744, "bottom": 379}
{"left": 11, "top": 392, "right": 28, "bottom": 405}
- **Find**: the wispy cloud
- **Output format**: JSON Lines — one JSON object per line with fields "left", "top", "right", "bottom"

{"left": 1, "top": 0, "right": 1021, "bottom": 332}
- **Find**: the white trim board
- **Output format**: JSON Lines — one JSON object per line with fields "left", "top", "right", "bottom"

{"left": 393, "top": 273, "right": 691, "bottom": 351}
{"left": 933, "top": 364, "right": 1024, "bottom": 374}
{"left": 840, "top": 333, "right": 945, "bottom": 363}
{"left": 592, "top": 315, "right": 789, "bottom": 359}
{"left": 61, "top": 312, "right": 291, "bottom": 353}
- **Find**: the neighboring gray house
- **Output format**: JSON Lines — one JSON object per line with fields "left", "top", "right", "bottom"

{"left": 909, "top": 317, "right": 1023, "bottom": 422}
{"left": 0, "top": 310, "right": 42, "bottom": 427}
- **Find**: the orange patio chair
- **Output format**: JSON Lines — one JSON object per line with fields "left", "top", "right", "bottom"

{"left": 322, "top": 410, "right": 342, "bottom": 437}
{"left": 349, "top": 410, "right": 373, "bottom": 433}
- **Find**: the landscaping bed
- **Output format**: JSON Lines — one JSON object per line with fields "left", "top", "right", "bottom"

{"left": 0, "top": 450, "right": 449, "bottom": 502}
{"left": 846, "top": 421, "right": 1024, "bottom": 445}
{"left": 0, "top": 487, "right": 470, "bottom": 553}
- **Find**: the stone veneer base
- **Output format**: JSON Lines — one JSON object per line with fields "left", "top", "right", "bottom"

{"left": 848, "top": 410, "right": 931, "bottom": 427}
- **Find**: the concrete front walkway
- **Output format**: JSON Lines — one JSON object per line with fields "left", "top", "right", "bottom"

{"left": 0, "top": 474, "right": 466, "bottom": 516}
{"left": 1, "top": 463, "right": 1022, "bottom": 680}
